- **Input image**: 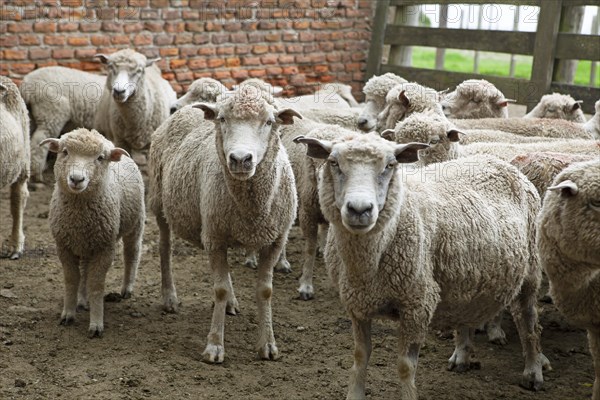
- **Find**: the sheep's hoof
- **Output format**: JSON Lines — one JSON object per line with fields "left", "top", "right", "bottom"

{"left": 162, "top": 294, "right": 179, "bottom": 313}
{"left": 520, "top": 373, "right": 543, "bottom": 391}
{"left": 258, "top": 343, "right": 279, "bottom": 361}
{"left": 9, "top": 251, "right": 22, "bottom": 260}
{"left": 59, "top": 315, "right": 75, "bottom": 326}
{"left": 540, "top": 353, "right": 552, "bottom": 371}
{"left": 76, "top": 303, "right": 89, "bottom": 312}
{"left": 539, "top": 294, "right": 553, "bottom": 304}
{"left": 298, "top": 285, "right": 314, "bottom": 301}
{"left": 202, "top": 344, "right": 225, "bottom": 364}
{"left": 120, "top": 289, "right": 133, "bottom": 300}
{"left": 487, "top": 329, "right": 507, "bottom": 346}
{"left": 448, "top": 360, "right": 481, "bottom": 373}
{"left": 88, "top": 325, "right": 104, "bottom": 339}
{"left": 275, "top": 260, "right": 292, "bottom": 274}
{"left": 104, "top": 292, "right": 122, "bottom": 303}
{"left": 244, "top": 258, "right": 257, "bottom": 270}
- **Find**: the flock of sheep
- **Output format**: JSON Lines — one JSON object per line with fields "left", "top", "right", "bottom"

{"left": 1, "top": 47, "right": 599, "bottom": 400}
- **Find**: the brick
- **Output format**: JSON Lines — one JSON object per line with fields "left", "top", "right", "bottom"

{"left": 278, "top": 55, "right": 295, "bottom": 64}
{"left": 175, "top": 34, "right": 193, "bottom": 45}
{"left": 193, "top": 34, "right": 210, "bottom": 45}
{"left": 242, "top": 56, "right": 260, "bottom": 66}
{"left": 314, "top": 65, "right": 329, "bottom": 74}
{"left": 293, "top": 21, "right": 309, "bottom": 30}
{"left": 286, "top": 45, "right": 303, "bottom": 54}
{"left": 75, "top": 49, "right": 98, "bottom": 59}
{"left": 207, "top": 58, "right": 224, "bottom": 68}
{"left": 159, "top": 47, "right": 179, "bottom": 57}
{"left": 266, "top": 67, "right": 283, "bottom": 75}
{"left": 0, "top": 35, "right": 18, "bottom": 47}
{"left": 111, "top": 35, "right": 130, "bottom": 45}
{"left": 231, "top": 69, "right": 249, "bottom": 80}
{"left": 182, "top": 10, "right": 200, "bottom": 20}
{"left": 91, "top": 36, "right": 110, "bottom": 46}
{"left": 282, "top": 66, "right": 298, "bottom": 75}
{"left": 260, "top": 55, "right": 278, "bottom": 65}
{"left": 265, "top": 33, "right": 281, "bottom": 42}
{"left": 58, "top": 22, "right": 79, "bottom": 32}
{"left": 2, "top": 49, "right": 27, "bottom": 60}
{"left": 252, "top": 45, "right": 268, "bottom": 55}
{"left": 198, "top": 47, "right": 215, "bottom": 56}
{"left": 188, "top": 58, "right": 207, "bottom": 70}
{"left": 141, "top": 9, "right": 159, "bottom": 20}
{"left": 216, "top": 47, "right": 234, "bottom": 56}
{"left": 134, "top": 34, "right": 153, "bottom": 46}
{"left": 80, "top": 23, "right": 101, "bottom": 33}
{"left": 101, "top": 22, "right": 122, "bottom": 32}
{"left": 213, "top": 71, "right": 231, "bottom": 80}
{"left": 249, "top": 69, "right": 266, "bottom": 78}
{"left": 225, "top": 57, "right": 240, "bottom": 67}
{"left": 165, "top": 22, "right": 185, "bottom": 33}
{"left": 230, "top": 33, "right": 247, "bottom": 43}
{"left": 68, "top": 37, "right": 91, "bottom": 46}
{"left": 170, "top": 59, "right": 187, "bottom": 69}
{"left": 186, "top": 22, "right": 204, "bottom": 32}
{"left": 163, "top": 10, "right": 181, "bottom": 20}
{"left": 235, "top": 45, "right": 252, "bottom": 55}
{"left": 155, "top": 34, "right": 174, "bottom": 46}
{"left": 180, "top": 47, "right": 198, "bottom": 57}
{"left": 299, "top": 32, "right": 314, "bottom": 42}
{"left": 175, "top": 71, "right": 194, "bottom": 82}
{"left": 34, "top": 22, "right": 57, "bottom": 33}
{"left": 53, "top": 48, "right": 74, "bottom": 59}
{"left": 144, "top": 22, "right": 163, "bottom": 32}
{"left": 8, "top": 23, "right": 32, "bottom": 33}
{"left": 212, "top": 34, "right": 229, "bottom": 45}
{"left": 124, "top": 23, "right": 144, "bottom": 33}
{"left": 205, "top": 22, "right": 222, "bottom": 32}
{"left": 29, "top": 48, "right": 51, "bottom": 59}
{"left": 11, "top": 63, "right": 36, "bottom": 74}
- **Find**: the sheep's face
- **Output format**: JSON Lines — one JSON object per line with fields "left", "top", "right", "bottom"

{"left": 170, "top": 79, "right": 226, "bottom": 115}
{"left": 543, "top": 160, "right": 600, "bottom": 263}
{"left": 441, "top": 88, "right": 509, "bottom": 119}
{"left": 525, "top": 95, "right": 585, "bottom": 123}
{"left": 357, "top": 94, "right": 384, "bottom": 132}
{"left": 40, "top": 129, "right": 129, "bottom": 194}
{"left": 296, "top": 134, "right": 427, "bottom": 234}
{"left": 96, "top": 51, "right": 160, "bottom": 104}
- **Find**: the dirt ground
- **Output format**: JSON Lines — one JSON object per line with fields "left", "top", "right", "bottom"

{"left": 0, "top": 166, "right": 596, "bottom": 400}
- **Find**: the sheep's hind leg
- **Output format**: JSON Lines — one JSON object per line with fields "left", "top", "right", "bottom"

{"left": 298, "top": 215, "right": 318, "bottom": 300}
{"left": 203, "top": 247, "right": 230, "bottom": 364}
{"left": 274, "top": 246, "right": 292, "bottom": 273}
{"left": 448, "top": 327, "right": 480, "bottom": 372}
{"left": 397, "top": 342, "right": 421, "bottom": 400}
{"left": 87, "top": 250, "right": 114, "bottom": 338}
{"left": 121, "top": 224, "right": 143, "bottom": 299}
{"left": 58, "top": 248, "right": 80, "bottom": 326}
{"left": 77, "top": 261, "right": 89, "bottom": 311}
{"left": 29, "top": 128, "right": 50, "bottom": 184}
{"left": 225, "top": 272, "right": 239, "bottom": 316}
{"left": 588, "top": 329, "right": 599, "bottom": 400}
{"left": 486, "top": 311, "right": 507, "bottom": 345}
{"left": 157, "top": 211, "right": 178, "bottom": 313}
{"left": 8, "top": 176, "right": 28, "bottom": 260}
{"left": 346, "top": 317, "right": 372, "bottom": 400}
{"left": 244, "top": 250, "right": 257, "bottom": 269}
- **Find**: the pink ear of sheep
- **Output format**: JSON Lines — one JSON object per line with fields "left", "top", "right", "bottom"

{"left": 146, "top": 57, "right": 161, "bottom": 67}
{"left": 496, "top": 98, "right": 516, "bottom": 108}
{"left": 94, "top": 54, "right": 110, "bottom": 64}
{"left": 547, "top": 180, "right": 578, "bottom": 197}
{"left": 110, "top": 148, "right": 130, "bottom": 162}
{"left": 39, "top": 138, "right": 60, "bottom": 153}
{"left": 380, "top": 129, "right": 395, "bottom": 141}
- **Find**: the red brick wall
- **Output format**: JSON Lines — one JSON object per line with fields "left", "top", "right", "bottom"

{"left": 0, "top": 0, "right": 374, "bottom": 99}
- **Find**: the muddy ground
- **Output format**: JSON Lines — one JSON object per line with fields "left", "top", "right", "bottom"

{"left": 0, "top": 166, "right": 595, "bottom": 400}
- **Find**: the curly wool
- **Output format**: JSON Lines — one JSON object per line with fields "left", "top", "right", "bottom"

{"left": 453, "top": 117, "right": 593, "bottom": 139}
{"left": 525, "top": 93, "right": 586, "bottom": 123}
{"left": 584, "top": 100, "right": 600, "bottom": 140}
{"left": 386, "top": 83, "right": 440, "bottom": 114}
{"left": 363, "top": 73, "right": 407, "bottom": 99}
{"left": 454, "top": 79, "right": 505, "bottom": 104}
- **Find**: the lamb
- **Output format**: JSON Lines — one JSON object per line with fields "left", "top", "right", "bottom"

{"left": 358, "top": 72, "right": 407, "bottom": 132}
{"left": 524, "top": 92, "right": 586, "bottom": 123}
{"left": 295, "top": 132, "right": 549, "bottom": 399}
{"left": 149, "top": 86, "right": 300, "bottom": 363}
{"left": 94, "top": 49, "right": 177, "bottom": 154}
{"left": 537, "top": 159, "right": 600, "bottom": 400}
{"left": 20, "top": 66, "right": 106, "bottom": 183}
{"left": 40, "top": 128, "right": 145, "bottom": 338}
{"left": 169, "top": 77, "right": 227, "bottom": 114}
{"left": 452, "top": 117, "right": 592, "bottom": 139}
{"left": 440, "top": 79, "right": 513, "bottom": 119}
{"left": 0, "top": 76, "right": 30, "bottom": 260}
{"left": 584, "top": 100, "right": 600, "bottom": 140}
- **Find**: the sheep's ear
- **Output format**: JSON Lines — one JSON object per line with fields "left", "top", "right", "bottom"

{"left": 548, "top": 180, "right": 578, "bottom": 197}
{"left": 394, "top": 142, "right": 429, "bottom": 163}
{"left": 438, "top": 88, "right": 450, "bottom": 99}
{"left": 272, "top": 86, "right": 284, "bottom": 97}
{"left": 95, "top": 54, "right": 110, "bottom": 64}
{"left": 193, "top": 103, "right": 218, "bottom": 120}
{"left": 571, "top": 100, "right": 583, "bottom": 111}
{"left": 398, "top": 90, "right": 410, "bottom": 107}
{"left": 381, "top": 129, "right": 395, "bottom": 141}
{"left": 110, "top": 148, "right": 130, "bottom": 162}
{"left": 293, "top": 135, "right": 332, "bottom": 159}
{"left": 446, "top": 129, "right": 464, "bottom": 142}
{"left": 39, "top": 138, "right": 61, "bottom": 153}
{"left": 146, "top": 57, "right": 161, "bottom": 67}
{"left": 0, "top": 83, "right": 7, "bottom": 94}
{"left": 277, "top": 108, "right": 302, "bottom": 125}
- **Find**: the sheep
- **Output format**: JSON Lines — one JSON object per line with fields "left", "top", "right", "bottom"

{"left": 440, "top": 79, "right": 514, "bottom": 119}
{"left": 0, "top": 76, "right": 30, "bottom": 260}
{"left": 19, "top": 66, "right": 106, "bottom": 183}
{"left": 524, "top": 93, "right": 586, "bottom": 123}
{"left": 40, "top": 128, "right": 145, "bottom": 338}
{"left": 584, "top": 99, "right": 600, "bottom": 140}
{"left": 149, "top": 86, "right": 300, "bottom": 363}
{"left": 459, "top": 129, "right": 563, "bottom": 145}
{"left": 452, "top": 117, "right": 592, "bottom": 139}
{"left": 169, "top": 77, "right": 227, "bottom": 114}
{"left": 537, "top": 159, "right": 600, "bottom": 400}
{"left": 94, "top": 49, "right": 177, "bottom": 154}
{"left": 300, "top": 107, "right": 362, "bottom": 130}
{"left": 358, "top": 72, "right": 407, "bottom": 132}
{"left": 279, "top": 83, "right": 360, "bottom": 111}
{"left": 295, "top": 132, "right": 549, "bottom": 399}
{"left": 375, "top": 81, "right": 443, "bottom": 132}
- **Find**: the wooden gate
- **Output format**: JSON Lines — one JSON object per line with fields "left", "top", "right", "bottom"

{"left": 366, "top": 0, "right": 600, "bottom": 113}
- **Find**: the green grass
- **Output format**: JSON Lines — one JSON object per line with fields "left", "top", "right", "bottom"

{"left": 411, "top": 47, "right": 599, "bottom": 87}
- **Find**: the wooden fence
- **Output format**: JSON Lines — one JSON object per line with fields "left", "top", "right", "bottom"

{"left": 366, "top": 0, "right": 600, "bottom": 113}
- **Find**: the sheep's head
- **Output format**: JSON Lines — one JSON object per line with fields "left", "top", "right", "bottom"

{"left": 170, "top": 78, "right": 227, "bottom": 114}
{"left": 375, "top": 83, "right": 442, "bottom": 133}
{"left": 296, "top": 133, "right": 427, "bottom": 234}
{"left": 195, "top": 86, "right": 301, "bottom": 180}
{"left": 524, "top": 93, "right": 585, "bottom": 123}
{"left": 441, "top": 79, "right": 512, "bottom": 119}
{"left": 96, "top": 49, "right": 160, "bottom": 103}
{"left": 381, "top": 111, "right": 462, "bottom": 166}
{"left": 40, "top": 128, "right": 129, "bottom": 194}
{"left": 359, "top": 73, "right": 408, "bottom": 132}
{"left": 542, "top": 159, "right": 600, "bottom": 264}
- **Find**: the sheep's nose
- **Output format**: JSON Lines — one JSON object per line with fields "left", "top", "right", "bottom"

{"left": 229, "top": 152, "right": 253, "bottom": 167}
{"left": 113, "top": 87, "right": 126, "bottom": 95}
{"left": 170, "top": 106, "right": 178, "bottom": 114}
{"left": 357, "top": 117, "right": 368, "bottom": 126}
{"left": 441, "top": 104, "right": 447, "bottom": 110}
{"left": 347, "top": 201, "right": 373, "bottom": 217}
{"left": 69, "top": 174, "right": 85, "bottom": 184}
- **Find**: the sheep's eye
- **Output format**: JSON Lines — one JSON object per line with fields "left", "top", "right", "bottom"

{"left": 590, "top": 199, "right": 600, "bottom": 209}
{"left": 62, "top": 149, "right": 68, "bottom": 156}
{"left": 429, "top": 138, "right": 440, "bottom": 145}
{"left": 386, "top": 161, "right": 397, "bottom": 169}
{"left": 97, "top": 154, "right": 105, "bottom": 161}
{"left": 266, "top": 120, "right": 272, "bottom": 126}
{"left": 219, "top": 117, "right": 226, "bottom": 123}
{"left": 329, "top": 159, "right": 338, "bottom": 167}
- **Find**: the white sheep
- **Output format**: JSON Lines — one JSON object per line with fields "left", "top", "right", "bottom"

{"left": 537, "top": 159, "right": 600, "bottom": 400}
{"left": 20, "top": 66, "right": 106, "bottom": 183}
{"left": 94, "top": 49, "right": 177, "bottom": 154}
{"left": 524, "top": 93, "right": 586, "bottom": 123}
{"left": 584, "top": 99, "right": 600, "bottom": 140}
{"left": 40, "top": 128, "right": 145, "bottom": 338}
{"left": 440, "top": 79, "right": 513, "bottom": 119}
{"left": 0, "top": 76, "right": 30, "bottom": 260}
{"left": 296, "top": 132, "right": 549, "bottom": 399}
{"left": 300, "top": 107, "right": 362, "bottom": 130}
{"left": 279, "top": 83, "right": 359, "bottom": 111}
{"left": 358, "top": 72, "right": 407, "bottom": 132}
{"left": 169, "top": 77, "right": 227, "bottom": 114}
{"left": 452, "top": 117, "right": 592, "bottom": 139}
{"left": 149, "top": 86, "right": 300, "bottom": 363}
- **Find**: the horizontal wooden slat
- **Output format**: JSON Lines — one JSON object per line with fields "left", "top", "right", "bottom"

{"left": 550, "top": 83, "right": 600, "bottom": 115}
{"left": 557, "top": 0, "right": 600, "bottom": 5}
{"left": 555, "top": 33, "right": 600, "bottom": 61}
{"left": 384, "top": 26, "right": 535, "bottom": 55}
{"left": 390, "top": 0, "right": 541, "bottom": 5}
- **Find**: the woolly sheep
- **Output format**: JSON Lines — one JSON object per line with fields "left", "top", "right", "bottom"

{"left": 459, "top": 129, "right": 563, "bottom": 145}
{"left": 300, "top": 107, "right": 362, "bottom": 130}
{"left": 169, "top": 77, "right": 227, "bottom": 114}
{"left": 20, "top": 66, "right": 106, "bottom": 183}
{"left": 537, "top": 159, "right": 600, "bottom": 400}
{"left": 41, "top": 128, "right": 145, "bottom": 338}
{"left": 0, "top": 76, "right": 30, "bottom": 260}
{"left": 524, "top": 93, "right": 586, "bottom": 123}
{"left": 279, "top": 83, "right": 359, "bottom": 111}
{"left": 452, "top": 117, "right": 592, "bottom": 139}
{"left": 358, "top": 73, "right": 407, "bottom": 132}
{"left": 149, "top": 86, "right": 300, "bottom": 363}
{"left": 296, "top": 132, "right": 549, "bottom": 399}
{"left": 584, "top": 99, "right": 600, "bottom": 140}
{"left": 94, "top": 49, "right": 177, "bottom": 154}
{"left": 440, "top": 79, "right": 513, "bottom": 119}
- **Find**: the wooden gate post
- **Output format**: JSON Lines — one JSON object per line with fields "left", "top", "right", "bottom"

{"left": 365, "top": 0, "right": 391, "bottom": 80}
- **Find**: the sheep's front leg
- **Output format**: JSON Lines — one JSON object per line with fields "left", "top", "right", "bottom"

{"left": 448, "top": 327, "right": 479, "bottom": 372}
{"left": 58, "top": 247, "right": 80, "bottom": 326}
{"left": 203, "top": 247, "right": 231, "bottom": 363}
{"left": 121, "top": 224, "right": 143, "bottom": 299}
{"left": 77, "top": 261, "right": 89, "bottom": 311}
{"left": 8, "top": 177, "right": 28, "bottom": 260}
{"left": 588, "top": 329, "right": 599, "bottom": 400}
{"left": 486, "top": 311, "right": 507, "bottom": 345}
{"left": 87, "top": 249, "right": 114, "bottom": 338}
{"left": 156, "top": 211, "right": 178, "bottom": 313}
{"left": 298, "top": 212, "right": 318, "bottom": 300}
{"left": 398, "top": 343, "right": 421, "bottom": 400}
{"left": 346, "top": 317, "right": 372, "bottom": 400}
{"left": 274, "top": 246, "right": 291, "bottom": 273}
